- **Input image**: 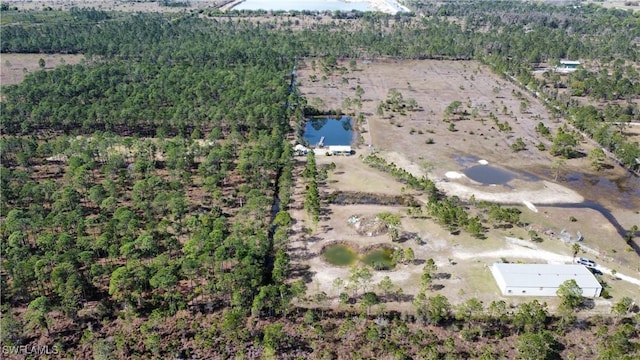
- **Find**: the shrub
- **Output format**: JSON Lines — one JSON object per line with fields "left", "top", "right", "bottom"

{"left": 511, "top": 138, "right": 527, "bottom": 152}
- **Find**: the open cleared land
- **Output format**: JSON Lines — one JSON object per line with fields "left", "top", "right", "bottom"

{"left": 4, "top": 0, "right": 217, "bottom": 12}
{"left": 291, "top": 58, "right": 640, "bottom": 312}
{"left": 0, "top": 53, "right": 85, "bottom": 86}
{"left": 5, "top": 0, "right": 409, "bottom": 14}
{"left": 2, "top": 3, "right": 639, "bottom": 358}
{"left": 582, "top": 0, "right": 640, "bottom": 11}
{"left": 7, "top": 0, "right": 640, "bottom": 12}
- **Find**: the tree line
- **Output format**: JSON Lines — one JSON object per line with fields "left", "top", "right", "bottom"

{"left": 3, "top": 4, "right": 637, "bottom": 166}
{"left": 0, "top": 4, "right": 638, "bottom": 358}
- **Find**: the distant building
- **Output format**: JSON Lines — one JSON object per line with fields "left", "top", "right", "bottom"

{"left": 491, "top": 263, "right": 602, "bottom": 297}
{"left": 294, "top": 144, "right": 309, "bottom": 156}
{"left": 311, "top": 145, "right": 353, "bottom": 156}
{"left": 45, "top": 154, "right": 68, "bottom": 163}
{"left": 556, "top": 60, "right": 581, "bottom": 73}
{"left": 328, "top": 145, "right": 352, "bottom": 156}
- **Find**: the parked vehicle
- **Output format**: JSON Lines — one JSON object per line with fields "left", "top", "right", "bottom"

{"left": 588, "top": 267, "right": 603, "bottom": 275}
{"left": 576, "top": 257, "right": 596, "bottom": 268}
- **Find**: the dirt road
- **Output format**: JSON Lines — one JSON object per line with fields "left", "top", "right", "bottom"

{"left": 454, "top": 237, "right": 640, "bottom": 287}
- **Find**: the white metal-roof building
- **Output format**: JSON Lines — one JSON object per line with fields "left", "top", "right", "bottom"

{"left": 491, "top": 263, "right": 602, "bottom": 297}
{"left": 328, "top": 145, "right": 352, "bottom": 155}
{"left": 556, "top": 60, "right": 581, "bottom": 73}
{"left": 560, "top": 60, "right": 581, "bottom": 67}
{"left": 312, "top": 146, "right": 353, "bottom": 156}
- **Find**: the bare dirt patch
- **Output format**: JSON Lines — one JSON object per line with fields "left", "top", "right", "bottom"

{"left": 1, "top": 53, "right": 85, "bottom": 86}
{"left": 582, "top": 0, "right": 640, "bottom": 11}
{"left": 291, "top": 58, "right": 640, "bottom": 311}
{"left": 5, "top": 0, "right": 216, "bottom": 12}
{"left": 298, "top": 56, "right": 639, "bottom": 223}
{"left": 300, "top": 58, "right": 565, "bottom": 175}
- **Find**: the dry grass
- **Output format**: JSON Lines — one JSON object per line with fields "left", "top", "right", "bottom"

{"left": 582, "top": 0, "right": 640, "bottom": 11}
{"left": 5, "top": 0, "right": 215, "bottom": 12}
{"left": 317, "top": 154, "right": 405, "bottom": 195}
{"left": 1, "top": 53, "right": 84, "bottom": 86}
{"left": 290, "top": 58, "right": 640, "bottom": 312}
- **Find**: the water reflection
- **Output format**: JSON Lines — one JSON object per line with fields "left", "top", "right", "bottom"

{"left": 304, "top": 116, "right": 354, "bottom": 146}
{"left": 464, "top": 165, "right": 516, "bottom": 185}
{"left": 561, "top": 171, "right": 640, "bottom": 210}
{"left": 309, "top": 117, "right": 327, "bottom": 132}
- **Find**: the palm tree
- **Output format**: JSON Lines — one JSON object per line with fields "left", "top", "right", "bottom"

{"left": 572, "top": 243, "right": 580, "bottom": 262}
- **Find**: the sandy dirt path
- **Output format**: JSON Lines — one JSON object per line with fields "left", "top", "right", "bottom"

{"left": 594, "top": 267, "right": 640, "bottom": 287}
{"left": 453, "top": 237, "right": 640, "bottom": 287}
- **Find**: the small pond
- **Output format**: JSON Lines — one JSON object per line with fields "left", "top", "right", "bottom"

{"left": 323, "top": 244, "right": 358, "bottom": 266}
{"left": 464, "top": 165, "right": 516, "bottom": 185}
{"left": 361, "top": 248, "right": 395, "bottom": 270}
{"left": 304, "top": 116, "right": 354, "bottom": 147}
{"left": 233, "top": 0, "right": 372, "bottom": 12}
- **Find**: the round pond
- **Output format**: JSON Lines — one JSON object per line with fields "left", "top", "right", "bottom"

{"left": 464, "top": 165, "right": 515, "bottom": 185}
{"left": 361, "top": 248, "right": 395, "bottom": 270}
{"left": 323, "top": 244, "right": 358, "bottom": 266}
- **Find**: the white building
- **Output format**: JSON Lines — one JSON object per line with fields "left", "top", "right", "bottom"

{"left": 312, "top": 145, "right": 352, "bottom": 156}
{"left": 556, "top": 60, "right": 581, "bottom": 74}
{"left": 491, "top": 263, "right": 602, "bottom": 297}
{"left": 294, "top": 144, "right": 309, "bottom": 155}
{"left": 328, "top": 145, "right": 352, "bottom": 155}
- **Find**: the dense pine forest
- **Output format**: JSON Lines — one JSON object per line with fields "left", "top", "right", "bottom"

{"left": 1, "top": 2, "right": 639, "bottom": 359}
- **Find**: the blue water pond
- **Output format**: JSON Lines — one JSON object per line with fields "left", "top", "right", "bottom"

{"left": 464, "top": 165, "right": 516, "bottom": 185}
{"left": 304, "top": 116, "right": 354, "bottom": 147}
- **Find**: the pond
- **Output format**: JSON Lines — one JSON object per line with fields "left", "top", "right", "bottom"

{"left": 304, "top": 116, "right": 354, "bottom": 147}
{"left": 323, "top": 244, "right": 358, "bottom": 266}
{"left": 361, "top": 248, "right": 395, "bottom": 270}
{"left": 233, "top": 0, "right": 372, "bottom": 12}
{"left": 464, "top": 165, "right": 516, "bottom": 185}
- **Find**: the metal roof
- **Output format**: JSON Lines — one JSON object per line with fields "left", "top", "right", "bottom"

{"left": 492, "top": 263, "right": 602, "bottom": 289}
{"left": 328, "top": 145, "right": 352, "bottom": 152}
